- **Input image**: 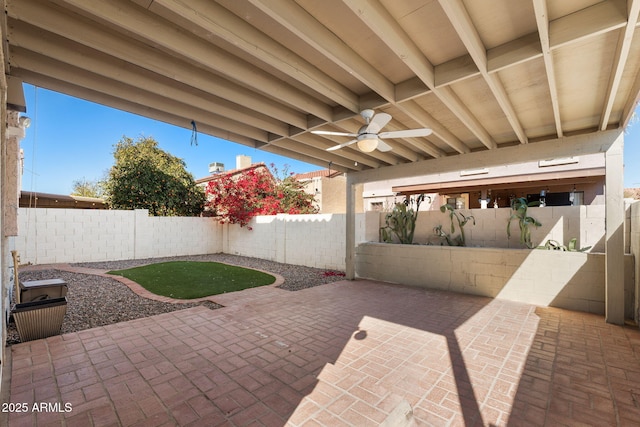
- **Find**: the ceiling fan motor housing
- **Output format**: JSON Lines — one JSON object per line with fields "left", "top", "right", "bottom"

{"left": 360, "top": 109, "right": 375, "bottom": 122}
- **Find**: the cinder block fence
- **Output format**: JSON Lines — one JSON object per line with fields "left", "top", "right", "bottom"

{"left": 14, "top": 208, "right": 376, "bottom": 270}
{"left": 14, "top": 204, "right": 639, "bottom": 319}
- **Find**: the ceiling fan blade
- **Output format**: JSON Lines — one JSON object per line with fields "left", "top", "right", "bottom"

{"left": 379, "top": 128, "right": 432, "bottom": 138}
{"left": 377, "top": 140, "right": 393, "bottom": 152}
{"left": 365, "top": 112, "right": 392, "bottom": 133}
{"left": 311, "top": 130, "right": 358, "bottom": 137}
{"left": 326, "top": 139, "right": 357, "bottom": 151}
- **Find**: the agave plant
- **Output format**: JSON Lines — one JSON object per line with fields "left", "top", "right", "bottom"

{"left": 538, "top": 238, "right": 591, "bottom": 252}
{"left": 380, "top": 194, "right": 425, "bottom": 244}
{"left": 437, "top": 204, "right": 475, "bottom": 246}
{"left": 507, "top": 197, "right": 541, "bottom": 249}
{"left": 433, "top": 224, "right": 457, "bottom": 246}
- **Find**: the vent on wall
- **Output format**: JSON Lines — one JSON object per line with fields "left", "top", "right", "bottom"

{"left": 539, "top": 157, "right": 579, "bottom": 167}
{"left": 460, "top": 168, "right": 489, "bottom": 176}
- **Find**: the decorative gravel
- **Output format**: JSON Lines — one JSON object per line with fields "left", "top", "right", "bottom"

{"left": 7, "top": 254, "right": 345, "bottom": 345}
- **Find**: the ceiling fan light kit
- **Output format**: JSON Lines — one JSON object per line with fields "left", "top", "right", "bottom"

{"left": 357, "top": 137, "right": 378, "bottom": 152}
{"left": 357, "top": 138, "right": 378, "bottom": 153}
{"left": 311, "top": 109, "right": 432, "bottom": 153}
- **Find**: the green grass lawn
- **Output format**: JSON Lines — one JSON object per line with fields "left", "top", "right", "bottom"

{"left": 108, "top": 261, "right": 276, "bottom": 299}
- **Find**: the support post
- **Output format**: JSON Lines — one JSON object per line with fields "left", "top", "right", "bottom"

{"left": 479, "top": 189, "right": 489, "bottom": 209}
{"left": 345, "top": 174, "right": 356, "bottom": 280}
{"left": 605, "top": 131, "right": 625, "bottom": 324}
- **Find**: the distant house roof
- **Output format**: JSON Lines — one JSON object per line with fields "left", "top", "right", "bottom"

{"left": 20, "top": 191, "right": 107, "bottom": 209}
{"left": 294, "top": 169, "right": 343, "bottom": 180}
{"left": 625, "top": 188, "right": 640, "bottom": 199}
{"left": 195, "top": 162, "right": 271, "bottom": 185}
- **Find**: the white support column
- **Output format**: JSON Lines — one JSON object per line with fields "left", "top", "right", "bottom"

{"left": 345, "top": 174, "right": 356, "bottom": 280}
{"left": 605, "top": 132, "right": 625, "bottom": 325}
{"left": 479, "top": 189, "right": 489, "bottom": 209}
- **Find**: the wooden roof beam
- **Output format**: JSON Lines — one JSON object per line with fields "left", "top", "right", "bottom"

{"left": 549, "top": 0, "right": 627, "bottom": 48}
{"left": 297, "top": 133, "right": 402, "bottom": 167}
{"left": 599, "top": 0, "right": 640, "bottom": 130}
{"left": 9, "top": 23, "right": 290, "bottom": 138}
{"left": 265, "top": 140, "right": 360, "bottom": 173}
{"left": 7, "top": 1, "right": 309, "bottom": 130}
{"left": 382, "top": 134, "right": 442, "bottom": 159}
{"left": 342, "top": 0, "right": 497, "bottom": 150}
{"left": 54, "top": 0, "right": 334, "bottom": 121}
{"left": 358, "top": 77, "right": 471, "bottom": 155}
{"left": 153, "top": 0, "right": 360, "bottom": 114}
{"left": 438, "top": 0, "right": 528, "bottom": 144}
{"left": 12, "top": 69, "right": 260, "bottom": 148}
{"left": 11, "top": 51, "right": 270, "bottom": 142}
{"left": 288, "top": 133, "right": 382, "bottom": 169}
{"left": 532, "top": 0, "right": 563, "bottom": 138}
{"left": 402, "top": 1, "right": 630, "bottom": 94}
{"left": 261, "top": 146, "right": 353, "bottom": 174}
{"left": 372, "top": 137, "right": 426, "bottom": 162}
{"left": 398, "top": 100, "right": 469, "bottom": 155}
{"left": 248, "top": 0, "right": 396, "bottom": 106}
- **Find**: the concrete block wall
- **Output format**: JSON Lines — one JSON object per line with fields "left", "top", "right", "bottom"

{"left": 382, "top": 205, "right": 607, "bottom": 251}
{"left": 224, "top": 212, "right": 377, "bottom": 270}
{"left": 16, "top": 208, "right": 222, "bottom": 264}
{"left": 134, "top": 211, "right": 222, "bottom": 259}
{"left": 355, "top": 242, "right": 635, "bottom": 316}
{"left": 15, "top": 209, "right": 377, "bottom": 270}
{"left": 223, "top": 215, "right": 280, "bottom": 262}
{"left": 283, "top": 214, "right": 345, "bottom": 268}
{"left": 16, "top": 208, "right": 136, "bottom": 264}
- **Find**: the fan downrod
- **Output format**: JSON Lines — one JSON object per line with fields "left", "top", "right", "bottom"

{"left": 360, "top": 109, "right": 375, "bottom": 123}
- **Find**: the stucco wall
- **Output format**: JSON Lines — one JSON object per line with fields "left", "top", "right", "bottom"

{"left": 355, "top": 242, "right": 635, "bottom": 317}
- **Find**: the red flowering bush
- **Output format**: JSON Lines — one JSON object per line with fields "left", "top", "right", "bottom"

{"left": 205, "top": 164, "right": 317, "bottom": 228}
{"left": 322, "top": 271, "right": 346, "bottom": 277}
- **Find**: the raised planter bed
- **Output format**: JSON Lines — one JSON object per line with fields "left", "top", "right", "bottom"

{"left": 355, "top": 242, "right": 634, "bottom": 316}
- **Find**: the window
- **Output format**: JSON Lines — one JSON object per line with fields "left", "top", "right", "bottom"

{"left": 527, "top": 191, "right": 584, "bottom": 206}
{"left": 444, "top": 194, "right": 468, "bottom": 209}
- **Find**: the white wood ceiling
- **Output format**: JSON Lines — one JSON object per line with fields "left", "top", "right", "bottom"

{"left": 4, "top": 0, "right": 640, "bottom": 173}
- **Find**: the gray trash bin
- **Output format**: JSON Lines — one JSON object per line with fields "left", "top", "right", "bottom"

{"left": 20, "top": 278, "right": 68, "bottom": 302}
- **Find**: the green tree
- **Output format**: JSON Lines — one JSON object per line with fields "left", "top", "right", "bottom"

{"left": 104, "top": 136, "right": 205, "bottom": 216}
{"left": 270, "top": 164, "right": 318, "bottom": 214}
{"left": 71, "top": 177, "right": 104, "bottom": 198}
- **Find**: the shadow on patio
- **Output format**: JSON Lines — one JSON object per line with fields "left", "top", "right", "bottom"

{"left": 3, "top": 278, "right": 640, "bottom": 426}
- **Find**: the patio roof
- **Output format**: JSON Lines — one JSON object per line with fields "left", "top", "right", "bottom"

{"left": 3, "top": 0, "right": 640, "bottom": 174}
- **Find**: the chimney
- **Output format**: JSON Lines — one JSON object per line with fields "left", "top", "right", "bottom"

{"left": 236, "top": 155, "right": 251, "bottom": 169}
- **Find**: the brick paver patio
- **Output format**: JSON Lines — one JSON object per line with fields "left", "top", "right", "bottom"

{"left": 3, "top": 270, "right": 640, "bottom": 426}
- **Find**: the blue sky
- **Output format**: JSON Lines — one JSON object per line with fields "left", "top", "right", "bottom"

{"left": 624, "top": 115, "right": 640, "bottom": 187}
{"left": 18, "top": 84, "right": 640, "bottom": 194}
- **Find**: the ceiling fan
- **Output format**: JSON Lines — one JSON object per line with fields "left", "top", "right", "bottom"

{"left": 311, "top": 109, "right": 432, "bottom": 153}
